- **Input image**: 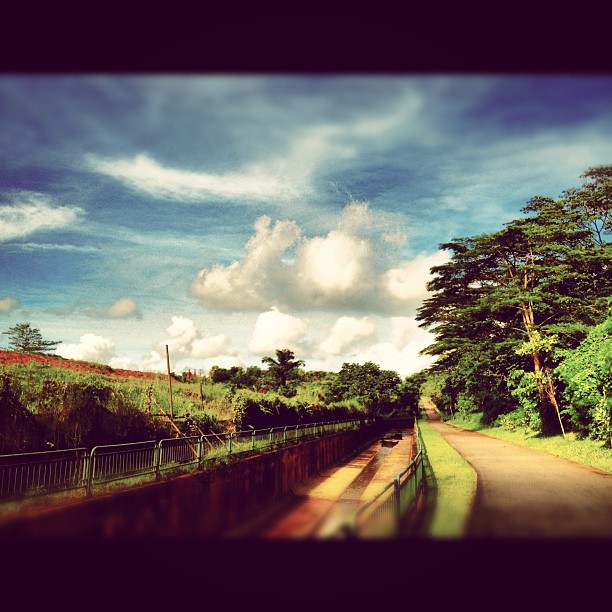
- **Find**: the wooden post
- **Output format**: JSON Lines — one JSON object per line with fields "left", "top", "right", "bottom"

{"left": 165, "top": 344, "right": 174, "bottom": 420}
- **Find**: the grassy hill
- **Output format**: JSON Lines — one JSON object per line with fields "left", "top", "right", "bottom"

{"left": 0, "top": 350, "right": 365, "bottom": 454}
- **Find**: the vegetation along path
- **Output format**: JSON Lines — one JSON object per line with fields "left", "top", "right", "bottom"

{"left": 422, "top": 399, "right": 612, "bottom": 538}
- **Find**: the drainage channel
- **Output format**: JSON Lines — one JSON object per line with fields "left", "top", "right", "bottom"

{"left": 233, "top": 429, "right": 413, "bottom": 538}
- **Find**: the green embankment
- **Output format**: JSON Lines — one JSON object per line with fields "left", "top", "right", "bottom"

{"left": 447, "top": 413, "right": 612, "bottom": 473}
{"left": 418, "top": 418, "right": 476, "bottom": 538}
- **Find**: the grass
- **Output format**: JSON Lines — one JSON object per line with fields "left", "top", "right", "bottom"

{"left": 447, "top": 412, "right": 612, "bottom": 473}
{"left": 417, "top": 418, "right": 477, "bottom": 538}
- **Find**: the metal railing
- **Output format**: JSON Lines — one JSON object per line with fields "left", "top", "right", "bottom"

{"left": 1, "top": 418, "right": 372, "bottom": 501}
{"left": 335, "top": 421, "right": 426, "bottom": 538}
{"left": 0, "top": 448, "right": 88, "bottom": 499}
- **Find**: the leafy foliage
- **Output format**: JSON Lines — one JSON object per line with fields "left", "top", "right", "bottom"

{"left": 3, "top": 323, "right": 61, "bottom": 354}
{"left": 556, "top": 312, "right": 612, "bottom": 445}
{"left": 417, "top": 166, "right": 612, "bottom": 439}
{"left": 327, "top": 361, "right": 407, "bottom": 416}
{"left": 261, "top": 348, "right": 305, "bottom": 392}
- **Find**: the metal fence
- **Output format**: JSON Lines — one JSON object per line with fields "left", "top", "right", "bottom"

{"left": 1, "top": 418, "right": 370, "bottom": 502}
{"left": 0, "top": 448, "right": 88, "bottom": 499}
{"left": 336, "top": 421, "right": 425, "bottom": 538}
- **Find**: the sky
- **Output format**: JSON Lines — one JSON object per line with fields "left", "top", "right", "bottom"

{"left": 1, "top": 75, "right": 612, "bottom": 378}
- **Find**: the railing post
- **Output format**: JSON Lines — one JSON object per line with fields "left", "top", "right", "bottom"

{"left": 197, "top": 436, "right": 203, "bottom": 468}
{"left": 269, "top": 428, "right": 273, "bottom": 448}
{"left": 81, "top": 450, "right": 89, "bottom": 492}
{"left": 394, "top": 478, "right": 401, "bottom": 535}
{"left": 155, "top": 441, "right": 161, "bottom": 480}
{"left": 283, "top": 426, "right": 287, "bottom": 445}
{"left": 229, "top": 433, "right": 233, "bottom": 455}
{"left": 252, "top": 430, "right": 256, "bottom": 451}
{"left": 86, "top": 448, "right": 95, "bottom": 496}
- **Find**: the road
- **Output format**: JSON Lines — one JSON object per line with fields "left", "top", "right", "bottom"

{"left": 422, "top": 399, "right": 612, "bottom": 538}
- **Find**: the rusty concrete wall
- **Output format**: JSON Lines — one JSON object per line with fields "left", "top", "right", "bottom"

{"left": 0, "top": 424, "right": 384, "bottom": 538}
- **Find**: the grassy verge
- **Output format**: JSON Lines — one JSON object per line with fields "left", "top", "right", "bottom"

{"left": 447, "top": 413, "right": 612, "bottom": 473}
{"left": 418, "top": 419, "right": 476, "bottom": 538}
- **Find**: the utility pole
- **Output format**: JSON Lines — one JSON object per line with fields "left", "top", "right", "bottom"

{"left": 165, "top": 344, "right": 174, "bottom": 420}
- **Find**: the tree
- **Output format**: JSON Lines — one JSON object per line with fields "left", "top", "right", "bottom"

{"left": 3, "top": 323, "right": 61, "bottom": 354}
{"left": 261, "top": 348, "right": 305, "bottom": 389}
{"left": 556, "top": 309, "right": 612, "bottom": 445}
{"left": 329, "top": 361, "right": 403, "bottom": 416}
{"left": 417, "top": 170, "right": 611, "bottom": 436}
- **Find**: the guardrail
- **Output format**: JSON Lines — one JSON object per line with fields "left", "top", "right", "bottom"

{"left": 335, "top": 421, "right": 425, "bottom": 538}
{"left": 1, "top": 418, "right": 372, "bottom": 501}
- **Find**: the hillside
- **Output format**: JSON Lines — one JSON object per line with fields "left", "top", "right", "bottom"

{"left": 0, "top": 349, "right": 159, "bottom": 381}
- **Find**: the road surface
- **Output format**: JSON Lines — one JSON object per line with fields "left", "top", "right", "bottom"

{"left": 422, "top": 399, "right": 612, "bottom": 538}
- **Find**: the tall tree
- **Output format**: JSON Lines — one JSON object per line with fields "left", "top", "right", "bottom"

{"left": 3, "top": 323, "right": 61, "bottom": 354}
{"left": 417, "top": 169, "right": 611, "bottom": 436}
{"left": 261, "top": 348, "right": 305, "bottom": 389}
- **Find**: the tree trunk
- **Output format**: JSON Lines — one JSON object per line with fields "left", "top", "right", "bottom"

{"left": 520, "top": 302, "right": 566, "bottom": 438}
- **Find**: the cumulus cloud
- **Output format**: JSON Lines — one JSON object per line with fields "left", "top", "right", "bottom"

{"left": 85, "top": 298, "right": 142, "bottom": 319}
{"left": 148, "top": 315, "right": 235, "bottom": 365}
{"left": 0, "top": 192, "right": 83, "bottom": 242}
{"left": 0, "top": 296, "right": 20, "bottom": 314}
{"left": 108, "top": 356, "right": 139, "bottom": 370}
{"left": 56, "top": 333, "right": 117, "bottom": 363}
{"left": 190, "top": 215, "right": 300, "bottom": 310}
{"left": 191, "top": 335, "right": 233, "bottom": 359}
{"left": 344, "top": 317, "right": 436, "bottom": 377}
{"left": 191, "top": 202, "right": 448, "bottom": 315}
{"left": 248, "top": 308, "right": 308, "bottom": 356}
{"left": 381, "top": 251, "right": 450, "bottom": 305}
{"left": 319, "top": 316, "right": 376, "bottom": 355}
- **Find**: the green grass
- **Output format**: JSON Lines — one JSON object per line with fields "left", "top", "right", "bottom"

{"left": 418, "top": 419, "right": 477, "bottom": 538}
{"left": 447, "top": 413, "right": 612, "bottom": 473}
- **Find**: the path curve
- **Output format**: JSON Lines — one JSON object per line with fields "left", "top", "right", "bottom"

{"left": 422, "top": 399, "right": 612, "bottom": 538}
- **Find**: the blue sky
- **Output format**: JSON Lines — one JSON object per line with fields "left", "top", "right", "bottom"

{"left": 1, "top": 75, "right": 612, "bottom": 377}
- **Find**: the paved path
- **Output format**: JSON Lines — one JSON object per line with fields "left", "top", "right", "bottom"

{"left": 422, "top": 400, "right": 612, "bottom": 538}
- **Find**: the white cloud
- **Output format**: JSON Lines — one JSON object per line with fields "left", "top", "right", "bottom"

{"left": 88, "top": 153, "right": 298, "bottom": 201}
{"left": 108, "top": 356, "right": 139, "bottom": 370}
{"left": 191, "top": 203, "right": 448, "bottom": 315}
{"left": 347, "top": 318, "right": 436, "bottom": 377}
{"left": 140, "top": 350, "right": 166, "bottom": 372}
{"left": 16, "top": 243, "right": 100, "bottom": 253}
{"left": 0, "top": 192, "right": 83, "bottom": 242}
{"left": 190, "top": 216, "right": 300, "bottom": 310}
{"left": 0, "top": 296, "right": 20, "bottom": 313}
{"left": 108, "top": 298, "right": 141, "bottom": 318}
{"left": 148, "top": 316, "right": 236, "bottom": 367}
{"left": 248, "top": 308, "right": 308, "bottom": 356}
{"left": 56, "top": 333, "right": 117, "bottom": 363}
{"left": 191, "top": 334, "right": 233, "bottom": 359}
{"left": 319, "top": 316, "right": 376, "bottom": 355}
{"left": 86, "top": 298, "right": 142, "bottom": 320}
{"left": 382, "top": 251, "right": 450, "bottom": 303}
{"left": 199, "top": 355, "right": 243, "bottom": 374}
{"left": 296, "top": 231, "right": 374, "bottom": 297}
{"left": 85, "top": 91, "right": 426, "bottom": 207}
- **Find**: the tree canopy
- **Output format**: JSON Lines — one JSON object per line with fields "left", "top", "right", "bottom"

{"left": 417, "top": 166, "right": 612, "bottom": 441}
{"left": 261, "top": 348, "right": 305, "bottom": 390}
